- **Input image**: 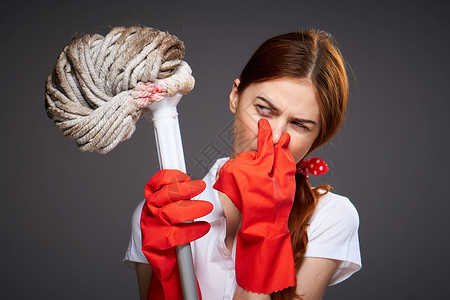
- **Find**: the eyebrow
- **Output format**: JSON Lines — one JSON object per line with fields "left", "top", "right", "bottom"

{"left": 256, "top": 95, "right": 317, "bottom": 126}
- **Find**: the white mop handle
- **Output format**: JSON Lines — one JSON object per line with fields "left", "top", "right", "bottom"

{"left": 149, "top": 93, "right": 199, "bottom": 300}
{"left": 151, "top": 94, "right": 187, "bottom": 172}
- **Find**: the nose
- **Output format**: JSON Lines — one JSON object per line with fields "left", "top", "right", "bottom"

{"left": 267, "top": 119, "right": 286, "bottom": 145}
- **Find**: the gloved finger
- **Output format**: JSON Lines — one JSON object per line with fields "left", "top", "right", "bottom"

{"left": 147, "top": 179, "right": 206, "bottom": 207}
{"left": 213, "top": 177, "right": 243, "bottom": 213}
{"left": 141, "top": 221, "right": 211, "bottom": 251}
{"left": 215, "top": 157, "right": 235, "bottom": 174}
{"left": 212, "top": 166, "right": 244, "bottom": 212}
{"left": 159, "top": 200, "right": 214, "bottom": 224}
{"left": 275, "top": 131, "right": 291, "bottom": 149}
{"left": 233, "top": 150, "right": 257, "bottom": 162}
{"left": 273, "top": 132, "right": 296, "bottom": 175}
{"left": 145, "top": 169, "right": 192, "bottom": 194}
{"left": 273, "top": 132, "right": 296, "bottom": 181}
{"left": 169, "top": 221, "right": 212, "bottom": 247}
{"left": 255, "top": 119, "right": 274, "bottom": 167}
{"left": 219, "top": 151, "right": 256, "bottom": 174}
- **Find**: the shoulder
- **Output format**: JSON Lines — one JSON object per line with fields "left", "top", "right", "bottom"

{"left": 305, "top": 190, "right": 362, "bottom": 285}
{"left": 309, "top": 190, "right": 359, "bottom": 235}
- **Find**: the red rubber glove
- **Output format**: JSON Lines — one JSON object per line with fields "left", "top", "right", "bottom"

{"left": 213, "top": 118, "right": 297, "bottom": 294}
{"left": 140, "top": 169, "right": 213, "bottom": 300}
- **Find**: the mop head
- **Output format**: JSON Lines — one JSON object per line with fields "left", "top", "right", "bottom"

{"left": 45, "top": 26, "right": 194, "bottom": 154}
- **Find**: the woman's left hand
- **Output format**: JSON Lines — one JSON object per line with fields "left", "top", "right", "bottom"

{"left": 213, "top": 118, "right": 297, "bottom": 294}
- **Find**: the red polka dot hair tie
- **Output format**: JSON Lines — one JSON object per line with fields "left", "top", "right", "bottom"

{"left": 296, "top": 157, "right": 329, "bottom": 179}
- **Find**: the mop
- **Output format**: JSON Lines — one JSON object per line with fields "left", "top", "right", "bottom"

{"left": 45, "top": 26, "right": 199, "bottom": 299}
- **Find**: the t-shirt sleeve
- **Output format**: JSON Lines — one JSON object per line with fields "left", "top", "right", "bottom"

{"left": 123, "top": 199, "right": 149, "bottom": 269}
{"left": 304, "top": 193, "right": 362, "bottom": 285}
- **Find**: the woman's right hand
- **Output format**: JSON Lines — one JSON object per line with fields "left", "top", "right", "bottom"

{"left": 140, "top": 169, "right": 213, "bottom": 299}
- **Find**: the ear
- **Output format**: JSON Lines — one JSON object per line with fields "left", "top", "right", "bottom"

{"left": 229, "top": 78, "right": 240, "bottom": 114}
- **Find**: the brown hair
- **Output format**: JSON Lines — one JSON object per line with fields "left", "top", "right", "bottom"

{"left": 237, "top": 29, "right": 348, "bottom": 300}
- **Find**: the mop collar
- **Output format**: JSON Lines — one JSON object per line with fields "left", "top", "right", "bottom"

{"left": 45, "top": 26, "right": 194, "bottom": 154}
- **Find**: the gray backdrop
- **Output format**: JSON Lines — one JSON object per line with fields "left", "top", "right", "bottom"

{"left": 1, "top": 0, "right": 449, "bottom": 299}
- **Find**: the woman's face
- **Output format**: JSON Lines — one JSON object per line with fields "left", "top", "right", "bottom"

{"left": 229, "top": 77, "right": 321, "bottom": 164}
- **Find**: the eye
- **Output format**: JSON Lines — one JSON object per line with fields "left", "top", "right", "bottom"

{"left": 291, "top": 121, "right": 310, "bottom": 131}
{"left": 255, "top": 104, "right": 272, "bottom": 116}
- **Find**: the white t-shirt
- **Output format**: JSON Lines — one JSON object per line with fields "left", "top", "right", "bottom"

{"left": 123, "top": 157, "right": 362, "bottom": 299}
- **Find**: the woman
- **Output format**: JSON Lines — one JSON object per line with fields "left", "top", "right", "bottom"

{"left": 124, "top": 29, "right": 362, "bottom": 300}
